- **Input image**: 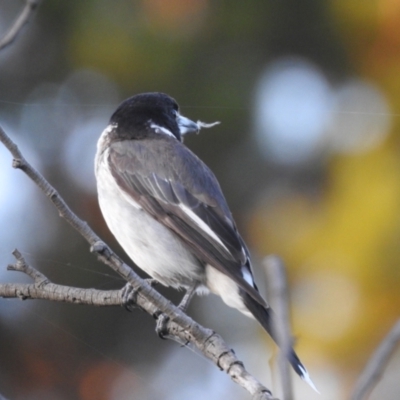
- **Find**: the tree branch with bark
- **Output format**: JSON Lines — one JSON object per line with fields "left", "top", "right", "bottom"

{"left": 2, "top": 3, "right": 400, "bottom": 399}
{"left": 0, "top": 5, "right": 281, "bottom": 397}
{"left": 0, "top": 125, "right": 278, "bottom": 400}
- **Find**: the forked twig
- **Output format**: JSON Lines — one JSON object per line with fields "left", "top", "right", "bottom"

{"left": 0, "top": 126, "right": 278, "bottom": 399}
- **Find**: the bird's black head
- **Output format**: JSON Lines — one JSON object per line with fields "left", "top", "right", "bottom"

{"left": 109, "top": 92, "right": 199, "bottom": 142}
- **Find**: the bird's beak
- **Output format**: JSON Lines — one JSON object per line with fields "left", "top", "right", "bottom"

{"left": 177, "top": 114, "right": 200, "bottom": 135}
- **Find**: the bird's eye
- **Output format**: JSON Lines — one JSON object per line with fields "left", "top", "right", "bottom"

{"left": 172, "top": 109, "right": 178, "bottom": 118}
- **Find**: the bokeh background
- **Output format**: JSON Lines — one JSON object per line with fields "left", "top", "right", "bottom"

{"left": 1, "top": 1, "right": 400, "bottom": 399}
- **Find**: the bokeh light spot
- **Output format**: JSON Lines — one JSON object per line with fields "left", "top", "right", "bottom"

{"left": 254, "top": 58, "right": 332, "bottom": 165}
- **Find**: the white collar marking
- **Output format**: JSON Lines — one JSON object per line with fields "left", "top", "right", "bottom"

{"left": 150, "top": 121, "right": 175, "bottom": 138}
{"left": 97, "top": 123, "right": 118, "bottom": 152}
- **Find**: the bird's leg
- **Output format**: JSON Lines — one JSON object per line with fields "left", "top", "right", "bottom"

{"left": 177, "top": 285, "right": 197, "bottom": 312}
{"left": 155, "top": 285, "right": 197, "bottom": 338}
{"left": 121, "top": 279, "right": 158, "bottom": 312}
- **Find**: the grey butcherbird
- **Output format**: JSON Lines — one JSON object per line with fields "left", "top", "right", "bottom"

{"left": 95, "top": 92, "right": 316, "bottom": 390}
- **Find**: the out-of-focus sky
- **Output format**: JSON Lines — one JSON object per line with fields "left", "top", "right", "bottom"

{"left": 1, "top": 1, "right": 400, "bottom": 399}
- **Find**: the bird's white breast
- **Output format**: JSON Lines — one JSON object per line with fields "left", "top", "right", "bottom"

{"left": 94, "top": 136, "right": 205, "bottom": 289}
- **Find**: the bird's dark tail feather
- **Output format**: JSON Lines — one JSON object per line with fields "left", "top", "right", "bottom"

{"left": 242, "top": 291, "right": 318, "bottom": 392}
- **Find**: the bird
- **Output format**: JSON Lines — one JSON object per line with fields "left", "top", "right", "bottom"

{"left": 95, "top": 92, "right": 316, "bottom": 389}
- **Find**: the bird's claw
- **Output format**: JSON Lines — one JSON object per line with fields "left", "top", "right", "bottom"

{"left": 121, "top": 279, "right": 158, "bottom": 312}
{"left": 155, "top": 312, "right": 170, "bottom": 339}
{"left": 121, "top": 283, "right": 137, "bottom": 312}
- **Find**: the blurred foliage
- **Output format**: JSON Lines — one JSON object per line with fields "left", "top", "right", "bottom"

{"left": 249, "top": 0, "right": 400, "bottom": 389}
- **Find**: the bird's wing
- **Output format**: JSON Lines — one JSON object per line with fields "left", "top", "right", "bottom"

{"left": 107, "top": 138, "right": 266, "bottom": 306}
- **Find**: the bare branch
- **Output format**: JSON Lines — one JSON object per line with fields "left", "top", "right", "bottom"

{"left": 0, "top": 251, "right": 276, "bottom": 400}
{"left": 2, "top": 249, "right": 122, "bottom": 305}
{"left": 0, "top": 0, "right": 40, "bottom": 51}
{"left": 351, "top": 319, "right": 400, "bottom": 400}
{"left": 8, "top": 249, "right": 48, "bottom": 284}
{"left": 264, "top": 256, "right": 294, "bottom": 400}
{"left": 0, "top": 125, "right": 278, "bottom": 400}
{"left": 1, "top": 281, "right": 123, "bottom": 306}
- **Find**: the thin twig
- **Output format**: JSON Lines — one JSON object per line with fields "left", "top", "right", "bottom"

{"left": 264, "top": 256, "right": 294, "bottom": 400}
{"left": 351, "top": 319, "right": 400, "bottom": 400}
{"left": 0, "top": 125, "right": 277, "bottom": 400}
{"left": 0, "top": 0, "right": 41, "bottom": 51}
{"left": 8, "top": 249, "right": 48, "bottom": 284}
{"left": 3, "top": 249, "right": 122, "bottom": 305}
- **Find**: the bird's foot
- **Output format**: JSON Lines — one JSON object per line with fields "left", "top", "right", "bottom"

{"left": 121, "top": 279, "right": 158, "bottom": 312}
{"left": 154, "top": 302, "right": 190, "bottom": 339}
{"left": 154, "top": 287, "right": 196, "bottom": 339}
{"left": 154, "top": 312, "right": 170, "bottom": 339}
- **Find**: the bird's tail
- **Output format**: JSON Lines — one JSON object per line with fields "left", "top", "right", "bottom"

{"left": 242, "top": 291, "right": 318, "bottom": 392}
